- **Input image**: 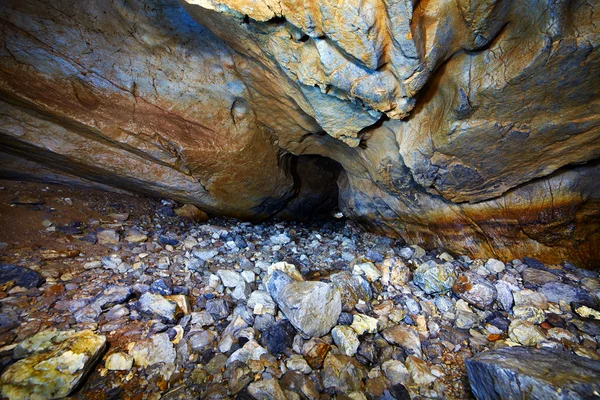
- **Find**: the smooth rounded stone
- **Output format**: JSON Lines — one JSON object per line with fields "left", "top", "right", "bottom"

{"left": 523, "top": 268, "right": 559, "bottom": 286}
{"left": 247, "top": 291, "right": 277, "bottom": 315}
{"left": 1, "top": 330, "right": 106, "bottom": 400}
{"left": 175, "top": 204, "right": 209, "bottom": 222}
{"left": 97, "top": 229, "right": 119, "bottom": 245}
{"left": 508, "top": 320, "right": 546, "bottom": 346}
{"left": 137, "top": 292, "right": 182, "bottom": 324}
{"left": 248, "top": 378, "right": 286, "bottom": 399}
{"left": 190, "top": 330, "right": 216, "bottom": 353}
{"left": 412, "top": 261, "right": 457, "bottom": 295}
{"left": 405, "top": 356, "right": 436, "bottom": 385}
{"left": 105, "top": 352, "right": 133, "bottom": 371}
{"left": 452, "top": 273, "right": 497, "bottom": 310}
{"left": 466, "top": 347, "right": 600, "bottom": 400}
{"left": 270, "top": 279, "right": 341, "bottom": 338}
{"left": 227, "top": 340, "right": 267, "bottom": 366}
{"left": 130, "top": 332, "right": 176, "bottom": 368}
{"left": 0, "top": 264, "right": 45, "bottom": 289}
{"left": 382, "top": 326, "right": 422, "bottom": 357}
{"left": 513, "top": 290, "right": 548, "bottom": 309}
{"left": 399, "top": 247, "right": 415, "bottom": 260}
{"left": 351, "top": 314, "right": 378, "bottom": 335}
{"left": 494, "top": 281, "right": 514, "bottom": 311}
{"left": 382, "top": 359, "right": 410, "bottom": 385}
{"left": 205, "top": 298, "right": 230, "bottom": 320}
{"left": 93, "top": 285, "right": 132, "bottom": 309}
{"left": 484, "top": 259, "right": 505, "bottom": 274}
{"left": 285, "top": 355, "right": 312, "bottom": 374}
{"left": 338, "top": 312, "right": 354, "bottom": 325}
{"left": 260, "top": 320, "right": 296, "bottom": 355}
{"left": 321, "top": 353, "right": 367, "bottom": 394}
{"left": 354, "top": 262, "right": 382, "bottom": 282}
{"left": 330, "top": 271, "right": 372, "bottom": 312}
{"left": 332, "top": 326, "right": 360, "bottom": 357}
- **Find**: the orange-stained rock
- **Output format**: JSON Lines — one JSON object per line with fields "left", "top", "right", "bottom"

{"left": 0, "top": 0, "right": 599, "bottom": 268}
{"left": 175, "top": 204, "right": 209, "bottom": 223}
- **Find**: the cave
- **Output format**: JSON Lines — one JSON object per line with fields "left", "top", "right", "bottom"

{"left": 0, "top": 0, "right": 599, "bottom": 398}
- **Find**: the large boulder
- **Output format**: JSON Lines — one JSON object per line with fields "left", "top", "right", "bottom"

{"left": 1, "top": 0, "right": 599, "bottom": 267}
{"left": 466, "top": 347, "right": 600, "bottom": 399}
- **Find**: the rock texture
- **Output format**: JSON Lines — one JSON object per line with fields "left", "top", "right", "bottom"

{"left": 466, "top": 347, "right": 600, "bottom": 400}
{"left": 1, "top": 0, "right": 599, "bottom": 266}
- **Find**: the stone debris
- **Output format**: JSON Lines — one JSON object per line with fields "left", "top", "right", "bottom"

{"left": 0, "top": 191, "right": 599, "bottom": 399}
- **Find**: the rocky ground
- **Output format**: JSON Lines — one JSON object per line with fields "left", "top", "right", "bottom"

{"left": 0, "top": 180, "right": 599, "bottom": 400}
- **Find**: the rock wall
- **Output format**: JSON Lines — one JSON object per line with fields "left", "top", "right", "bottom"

{"left": 1, "top": 0, "right": 599, "bottom": 267}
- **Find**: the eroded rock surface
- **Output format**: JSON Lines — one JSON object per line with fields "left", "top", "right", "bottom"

{"left": 1, "top": 0, "right": 599, "bottom": 266}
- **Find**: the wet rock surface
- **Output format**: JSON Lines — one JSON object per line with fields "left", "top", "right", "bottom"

{"left": 0, "top": 181, "right": 599, "bottom": 399}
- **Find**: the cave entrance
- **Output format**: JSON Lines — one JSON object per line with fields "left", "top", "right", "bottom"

{"left": 277, "top": 154, "right": 344, "bottom": 221}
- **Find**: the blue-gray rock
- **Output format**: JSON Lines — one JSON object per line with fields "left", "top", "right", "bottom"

{"left": 466, "top": 347, "right": 600, "bottom": 400}
{"left": 259, "top": 319, "right": 296, "bottom": 355}
{"left": 150, "top": 279, "right": 173, "bottom": 296}
{"left": 539, "top": 282, "right": 596, "bottom": 307}
{"left": 413, "top": 261, "right": 457, "bottom": 295}
{"left": 0, "top": 264, "right": 45, "bottom": 288}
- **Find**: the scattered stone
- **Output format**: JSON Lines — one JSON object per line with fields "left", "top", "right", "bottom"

{"left": 321, "top": 354, "right": 366, "bottom": 394}
{"left": 405, "top": 356, "right": 436, "bottom": 385}
{"left": 330, "top": 271, "right": 372, "bottom": 312}
{"left": 382, "top": 359, "right": 410, "bottom": 385}
{"left": 466, "top": 347, "right": 600, "bottom": 399}
{"left": 97, "top": 229, "right": 119, "bottom": 245}
{"left": 247, "top": 291, "right": 277, "bottom": 315}
{"left": 508, "top": 320, "right": 546, "bottom": 346}
{"left": 351, "top": 314, "right": 378, "bottom": 335}
{"left": 137, "top": 292, "right": 182, "bottom": 323}
{"left": 413, "top": 261, "right": 457, "bottom": 295}
{"left": 332, "top": 326, "right": 360, "bottom": 357}
{"left": 452, "top": 273, "right": 497, "bottom": 309}
{"left": 382, "top": 326, "right": 422, "bottom": 357}
{"left": 484, "top": 259, "right": 505, "bottom": 274}
{"left": 0, "top": 264, "right": 45, "bottom": 288}
{"left": 189, "top": 330, "right": 216, "bottom": 352}
{"left": 124, "top": 229, "right": 147, "bottom": 243}
{"left": 105, "top": 352, "right": 133, "bottom": 371}
{"left": 1, "top": 330, "right": 106, "bottom": 400}
{"left": 248, "top": 378, "right": 287, "bottom": 399}
{"left": 130, "top": 332, "right": 176, "bottom": 368}
{"left": 523, "top": 268, "right": 559, "bottom": 285}
{"left": 260, "top": 320, "right": 296, "bottom": 355}
{"left": 270, "top": 233, "right": 291, "bottom": 245}
{"left": 355, "top": 262, "right": 382, "bottom": 282}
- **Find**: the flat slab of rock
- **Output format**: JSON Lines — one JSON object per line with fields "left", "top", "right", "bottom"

{"left": 0, "top": 264, "right": 45, "bottom": 288}
{"left": 1, "top": 329, "right": 106, "bottom": 400}
{"left": 466, "top": 347, "right": 600, "bottom": 400}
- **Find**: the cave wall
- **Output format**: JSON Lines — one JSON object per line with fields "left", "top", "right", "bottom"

{"left": 1, "top": 0, "right": 599, "bottom": 267}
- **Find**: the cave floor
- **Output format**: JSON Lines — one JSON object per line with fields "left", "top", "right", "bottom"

{"left": 0, "top": 180, "right": 599, "bottom": 399}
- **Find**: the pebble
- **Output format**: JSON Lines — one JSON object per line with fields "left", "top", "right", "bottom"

{"left": 137, "top": 292, "right": 182, "bottom": 323}
{"left": 413, "top": 261, "right": 457, "bottom": 295}
{"left": 332, "top": 326, "right": 360, "bottom": 356}
{"left": 508, "top": 320, "right": 546, "bottom": 346}
{"left": 105, "top": 352, "right": 134, "bottom": 371}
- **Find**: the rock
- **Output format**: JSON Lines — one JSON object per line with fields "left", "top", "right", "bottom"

{"left": 321, "top": 354, "right": 366, "bottom": 394}
{"left": 484, "top": 259, "right": 505, "bottom": 274}
{"left": 466, "top": 347, "right": 600, "bottom": 400}
{"left": 175, "top": 204, "right": 209, "bottom": 222}
{"left": 260, "top": 319, "right": 296, "bottom": 355}
{"left": 137, "top": 292, "right": 182, "bottom": 323}
{"left": 351, "top": 314, "right": 378, "bottom": 335}
{"left": 265, "top": 262, "right": 304, "bottom": 284}
{"left": 413, "top": 261, "right": 457, "bottom": 295}
{"left": 1, "top": 330, "right": 106, "bottom": 400}
{"left": 540, "top": 282, "right": 592, "bottom": 305}
{"left": 193, "top": 248, "right": 219, "bottom": 262}
{"left": 247, "top": 291, "right": 277, "bottom": 315}
{"left": 302, "top": 338, "right": 331, "bottom": 369}
{"left": 452, "top": 273, "right": 497, "bottom": 309}
{"left": 150, "top": 279, "right": 172, "bottom": 296}
{"left": 405, "top": 356, "right": 436, "bottom": 385}
{"left": 494, "top": 281, "right": 514, "bottom": 311}
{"left": 189, "top": 330, "right": 216, "bottom": 352}
{"left": 269, "top": 276, "right": 341, "bottom": 338}
{"left": 105, "top": 352, "right": 133, "bottom": 371}
{"left": 382, "top": 359, "right": 410, "bottom": 385}
{"left": 124, "top": 229, "right": 147, "bottom": 243}
{"left": 285, "top": 355, "right": 312, "bottom": 374}
{"left": 330, "top": 271, "right": 372, "bottom": 312}
{"left": 354, "top": 262, "right": 382, "bottom": 282}
{"left": 205, "top": 298, "right": 230, "bottom": 320}
{"left": 130, "top": 332, "right": 176, "bottom": 367}
{"left": 331, "top": 326, "right": 360, "bottom": 357}
{"left": 270, "top": 233, "right": 291, "bottom": 245}
{"left": 227, "top": 340, "right": 267, "bottom": 366}
{"left": 74, "top": 303, "right": 102, "bottom": 323}
{"left": 513, "top": 289, "right": 548, "bottom": 309}
{"left": 382, "top": 325, "right": 422, "bottom": 357}
{"left": 97, "top": 229, "right": 119, "bottom": 245}
{"left": 0, "top": 264, "right": 45, "bottom": 288}
{"left": 247, "top": 378, "right": 286, "bottom": 400}
{"left": 224, "top": 361, "right": 252, "bottom": 394}
{"left": 217, "top": 269, "right": 245, "bottom": 288}
{"left": 508, "top": 320, "right": 546, "bottom": 346}
{"left": 455, "top": 309, "right": 480, "bottom": 330}
{"left": 523, "top": 269, "right": 559, "bottom": 285}
{"left": 93, "top": 285, "right": 132, "bottom": 309}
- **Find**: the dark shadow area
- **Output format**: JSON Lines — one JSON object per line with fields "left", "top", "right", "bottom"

{"left": 277, "top": 154, "right": 344, "bottom": 221}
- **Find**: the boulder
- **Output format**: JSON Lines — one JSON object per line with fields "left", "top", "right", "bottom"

{"left": 466, "top": 347, "right": 600, "bottom": 400}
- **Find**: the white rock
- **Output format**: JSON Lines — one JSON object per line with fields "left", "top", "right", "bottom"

{"left": 351, "top": 314, "right": 378, "bottom": 335}
{"left": 332, "top": 326, "right": 360, "bottom": 357}
{"left": 105, "top": 352, "right": 133, "bottom": 371}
